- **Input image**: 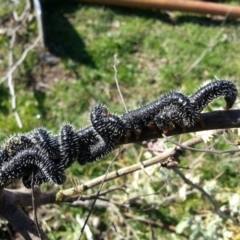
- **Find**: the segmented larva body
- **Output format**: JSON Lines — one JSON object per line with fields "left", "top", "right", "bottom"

{"left": 91, "top": 104, "right": 124, "bottom": 144}
{"left": 24, "top": 128, "right": 60, "bottom": 188}
{"left": 15, "top": 125, "right": 95, "bottom": 188}
{"left": 77, "top": 104, "right": 124, "bottom": 165}
{"left": 153, "top": 93, "right": 200, "bottom": 132}
{"left": 58, "top": 124, "right": 80, "bottom": 169}
{"left": 121, "top": 92, "right": 199, "bottom": 135}
{"left": 0, "top": 129, "right": 65, "bottom": 188}
{"left": 22, "top": 125, "right": 80, "bottom": 188}
{"left": 30, "top": 128, "right": 59, "bottom": 159}
{"left": 0, "top": 80, "right": 238, "bottom": 188}
{"left": 189, "top": 80, "right": 238, "bottom": 112}
{"left": 0, "top": 134, "right": 35, "bottom": 169}
{"left": 11, "top": 105, "right": 125, "bottom": 188}
{"left": 0, "top": 148, "right": 66, "bottom": 188}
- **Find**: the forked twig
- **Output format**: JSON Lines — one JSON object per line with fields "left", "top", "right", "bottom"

{"left": 1, "top": 35, "right": 40, "bottom": 84}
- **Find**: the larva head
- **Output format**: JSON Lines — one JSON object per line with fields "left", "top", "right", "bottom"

{"left": 91, "top": 104, "right": 124, "bottom": 144}
{"left": 91, "top": 104, "right": 108, "bottom": 122}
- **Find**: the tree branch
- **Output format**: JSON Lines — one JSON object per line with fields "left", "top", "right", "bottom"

{"left": 0, "top": 109, "right": 239, "bottom": 238}
{"left": 0, "top": 189, "right": 49, "bottom": 240}
{"left": 73, "top": 0, "right": 240, "bottom": 19}
{"left": 118, "top": 109, "right": 240, "bottom": 144}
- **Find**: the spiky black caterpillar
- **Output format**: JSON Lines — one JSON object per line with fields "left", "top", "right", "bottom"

{"left": 0, "top": 129, "right": 66, "bottom": 188}
{"left": 155, "top": 80, "right": 237, "bottom": 131}
{"left": 0, "top": 147, "right": 66, "bottom": 187}
{"left": 0, "top": 80, "right": 237, "bottom": 188}
{"left": 0, "top": 105, "right": 124, "bottom": 188}
{"left": 121, "top": 92, "right": 200, "bottom": 136}
{"left": 27, "top": 105, "right": 123, "bottom": 187}
{"left": 189, "top": 80, "right": 237, "bottom": 112}
{"left": 77, "top": 104, "right": 124, "bottom": 165}
{"left": 153, "top": 93, "right": 200, "bottom": 132}
{"left": 21, "top": 126, "right": 77, "bottom": 188}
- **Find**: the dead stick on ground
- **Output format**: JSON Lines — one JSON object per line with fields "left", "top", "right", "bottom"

{"left": 76, "top": 0, "right": 240, "bottom": 19}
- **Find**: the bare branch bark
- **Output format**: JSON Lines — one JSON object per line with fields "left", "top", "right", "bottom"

{"left": 118, "top": 109, "right": 240, "bottom": 144}
{"left": 0, "top": 189, "right": 49, "bottom": 240}
{"left": 74, "top": 0, "right": 240, "bottom": 19}
{"left": 0, "top": 109, "right": 239, "bottom": 238}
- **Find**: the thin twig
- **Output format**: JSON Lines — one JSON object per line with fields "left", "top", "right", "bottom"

{"left": 162, "top": 133, "right": 240, "bottom": 154}
{"left": 183, "top": 28, "right": 225, "bottom": 76}
{"left": 123, "top": 212, "right": 176, "bottom": 232}
{"left": 113, "top": 54, "right": 128, "bottom": 113}
{"left": 33, "top": 0, "right": 45, "bottom": 48}
{"left": 31, "top": 173, "right": 42, "bottom": 240}
{"left": 222, "top": 129, "right": 239, "bottom": 146}
{"left": 78, "top": 149, "right": 124, "bottom": 240}
{"left": 121, "top": 183, "right": 167, "bottom": 208}
{"left": 68, "top": 185, "right": 127, "bottom": 204}
{"left": 70, "top": 189, "right": 197, "bottom": 211}
{"left": 173, "top": 167, "right": 219, "bottom": 210}
{"left": 183, "top": 8, "right": 231, "bottom": 76}
{"left": 172, "top": 167, "right": 238, "bottom": 224}
{"left": 59, "top": 135, "right": 206, "bottom": 199}
{"left": 13, "top": 0, "right": 31, "bottom": 22}
{"left": 1, "top": 35, "right": 40, "bottom": 84}
{"left": 8, "top": 31, "right": 23, "bottom": 128}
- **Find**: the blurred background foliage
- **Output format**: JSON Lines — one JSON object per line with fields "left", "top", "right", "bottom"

{"left": 0, "top": 0, "right": 240, "bottom": 239}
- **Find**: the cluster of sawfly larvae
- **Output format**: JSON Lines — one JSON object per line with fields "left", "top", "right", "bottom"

{"left": 0, "top": 80, "right": 237, "bottom": 188}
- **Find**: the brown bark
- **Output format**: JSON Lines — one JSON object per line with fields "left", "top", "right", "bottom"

{"left": 1, "top": 109, "right": 240, "bottom": 239}
{"left": 118, "top": 109, "right": 240, "bottom": 144}
{"left": 0, "top": 189, "right": 49, "bottom": 240}
{"left": 74, "top": 0, "right": 240, "bottom": 19}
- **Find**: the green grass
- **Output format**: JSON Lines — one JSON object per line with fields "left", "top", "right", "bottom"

{"left": 1, "top": 1, "right": 240, "bottom": 239}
